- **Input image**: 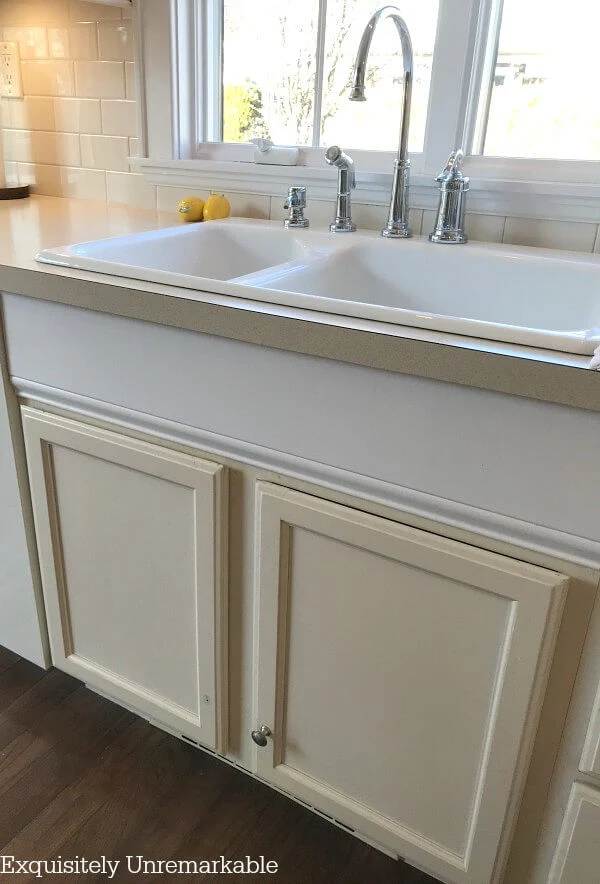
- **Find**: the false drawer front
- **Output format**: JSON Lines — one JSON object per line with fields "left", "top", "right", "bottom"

{"left": 548, "top": 782, "right": 600, "bottom": 883}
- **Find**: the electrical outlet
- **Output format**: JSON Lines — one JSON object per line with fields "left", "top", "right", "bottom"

{"left": 0, "top": 42, "right": 23, "bottom": 99}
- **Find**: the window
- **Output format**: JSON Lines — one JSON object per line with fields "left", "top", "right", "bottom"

{"left": 221, "top": 0, "right": 439, "bottom": 153}
{"left": 136, "top": 0, "right": 600, "bottom": 218}
{"left": 474, "top": 0, "right": 600, "bottom": 161}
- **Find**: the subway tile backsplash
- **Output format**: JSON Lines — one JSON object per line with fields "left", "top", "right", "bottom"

{"left": 502, "top": 217, "right": 598, "bottom": 253}
{"left": 54, "top": 96, "right": 101, "bottom": 134}
{"left": 1, "top": 0, "right": 136, "bottom": 202}
{"left": 74, "top": 60, "right": 126, "bottom": 98}
{"left": 1, "top": 0, "right": 599, "bottom": 256}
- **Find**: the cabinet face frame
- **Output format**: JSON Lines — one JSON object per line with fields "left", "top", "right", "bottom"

{"left": 22, "top": 407, "right": 228, "bottom": 754}
{"left": 253, "top": 481, "right": 568, "bottom": 884}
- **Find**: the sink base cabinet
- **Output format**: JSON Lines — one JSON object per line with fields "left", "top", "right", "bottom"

{"left": 21, "top": 407, "right": 571, "bottom": 884}
{"left": 253, "top": 483, "right": 568, "bottom": 884}
{"left": 22, "top": 408, "right": 228, "bottom": 754}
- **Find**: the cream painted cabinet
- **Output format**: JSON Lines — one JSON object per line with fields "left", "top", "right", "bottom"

{"left": 253, "top": 482, "right": 568, "bottom": 884}
{"left": 548, "top": 783, "right": 600, "bottom": 883}
{"left": 22, "top": 408, "right": 227, "bottom": 753}
{"left": 580, "top": 682, "right": 600, "bottom": 778}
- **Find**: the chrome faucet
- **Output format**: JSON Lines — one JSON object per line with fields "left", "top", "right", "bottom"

{"left": 429, "top": 149, "right": 469, "bottom": 244}
{"left": 325, "top": 145, "right": 356, "bottom": 232}
{"left": 350, "top": 5, "right": 413, "bottom": 238}
{"left": 283, "top": 186, "right": 309, "bottom": 229}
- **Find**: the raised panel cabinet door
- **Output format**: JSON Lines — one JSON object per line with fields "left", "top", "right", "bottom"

{"left": 253, "top": 482, "right": 568, "bottom": 884}
{"left": 580, "top": 681, "right": 600, "bottom": 778}
{"left": 548, "top": 783, "right": 600, "bottom": 883}
{"left": 22, "top": 407, "right": 227, "bottom": 753}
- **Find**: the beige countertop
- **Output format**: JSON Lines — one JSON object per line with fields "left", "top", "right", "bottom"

{"left": 0, "top": 195, "right": 598, "bottom": 412}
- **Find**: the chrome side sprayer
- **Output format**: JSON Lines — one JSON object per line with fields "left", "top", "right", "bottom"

{"left": 325, "top": 145, "right": 356, "bottom": 232}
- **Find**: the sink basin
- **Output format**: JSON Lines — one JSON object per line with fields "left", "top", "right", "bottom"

{"left": 37, "top": 220, "right": 316, "bottom": 283}
{"left": 245, "top": 237, "right": 600, "bottom": 354}
{"left": 37, "top": 218, "right": 600, "bottom": 355}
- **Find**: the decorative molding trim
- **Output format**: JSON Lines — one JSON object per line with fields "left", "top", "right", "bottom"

{"left": 14, "top": 378, "right": 600, "bottom": 570}
{"left": 134, "top": 158, "right": 600, "bottom": 224}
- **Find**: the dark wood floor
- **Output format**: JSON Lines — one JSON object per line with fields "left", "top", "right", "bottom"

{"left": 0, "top": 646, "right": 438, "bottom": 883}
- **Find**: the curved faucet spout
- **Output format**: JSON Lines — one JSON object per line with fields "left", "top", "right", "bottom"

{"left": 350, "top": 5, "right": 414, "bottom": 237}
{"left": 350, "top": 5, "right": 413, "bottom": 165}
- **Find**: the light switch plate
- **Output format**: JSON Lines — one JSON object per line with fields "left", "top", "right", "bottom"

{"left": 0, "top": 42, "right": 23, "bottom": 98}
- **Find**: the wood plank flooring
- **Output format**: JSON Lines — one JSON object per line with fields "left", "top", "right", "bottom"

{"left": 0, "top": 647, "right": 438, "bottom": 882}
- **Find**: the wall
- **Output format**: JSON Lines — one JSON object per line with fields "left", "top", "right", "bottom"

{"left": 0, "top": 0, "right": 146, "bottom": 204}
{"left": 1, "top": 1, "right": 599, "bottom": 254}
{"left": 156, "top": 188, "right": 600, "bottom": 254}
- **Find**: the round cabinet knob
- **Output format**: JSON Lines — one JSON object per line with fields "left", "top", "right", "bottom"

{"left": 251, "top": 725, "right": 272, "bottom": 747}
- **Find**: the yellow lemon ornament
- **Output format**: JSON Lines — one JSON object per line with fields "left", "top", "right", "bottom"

{"left": 178, "top": 197, "right": 205, "bottom": 222}
{"left": 203, "top": 193, "right": 231, "bottom": 221}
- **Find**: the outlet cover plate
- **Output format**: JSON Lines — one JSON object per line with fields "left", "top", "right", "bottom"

{"left": 0, "top": 42, "right": 23, "bottom": 98}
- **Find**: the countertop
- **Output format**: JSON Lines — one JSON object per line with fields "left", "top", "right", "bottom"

{"left": 0, "top": 195, "right": 598, "bottom": 412}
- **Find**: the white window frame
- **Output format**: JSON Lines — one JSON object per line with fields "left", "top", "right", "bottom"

{"left": 133, "top": 0, "right": 600, "bottom": 223}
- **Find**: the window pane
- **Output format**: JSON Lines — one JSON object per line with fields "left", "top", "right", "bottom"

{"left": 222, "top": 0, "right": 319, "bottom": 146}
{"left": 320, "top": 0, "right": 439, "bottom": 152}
{"left": 480, "top": 0, "right": 600, "bottom": 159}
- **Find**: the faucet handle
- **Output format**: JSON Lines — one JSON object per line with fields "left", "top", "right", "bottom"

{"left": 429, "top": 147, "right": 469, "bottom": 244}
{"left": 436, "top": 149, "right": 468, "bottom": 185}
{"left": 284, "top": 185, "right": 306, "bottom": 209}
{"left": 283, "top": 186, "right": 309, "bottom": 229}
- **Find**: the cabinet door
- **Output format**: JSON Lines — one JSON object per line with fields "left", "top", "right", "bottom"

{"left": 580, "top": 682, "right": 600, "bottom": 778}
{"left": 22, "top": 407, "right": 227, "bottom": 753}
{"left": 253, "top": 483, "right": 567, "bottom": 884}
{"left": 548, "top": 783, "right": 600, "bottom": 883}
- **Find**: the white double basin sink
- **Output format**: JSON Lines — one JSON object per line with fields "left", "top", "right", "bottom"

{"left": 37, "top": 218, "right": 600, "bottom": 355}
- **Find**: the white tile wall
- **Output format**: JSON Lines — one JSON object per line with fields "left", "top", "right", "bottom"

{"left": 1, "top": 0, "right": 141, "bottom": 205}
{"left": 106, "top": 170, "right": 156, "bottom": 210}
{"left": 155, "top": 186, "right": 270, "bottom": 221}
{"left": 3, "top": 25, "right": 48, "bottom": 57}
{"left": 19, "top": 129, "right": 82, "bottom": 165}
{"left": 97, "top": 22, "right": 132, "bottom": 62}
{"left": 49, "top": 23, "right": 97, "bottom": 60}
{"left": 0, "top": 1, "right": 70, "bottom": 27}
{"left": 2, "top": 0, "right": 600, "bottom": 255}
{"left": 59, "top": 164, "right": 106, "bottom": 200}
{"left": 21, "top": 59, "right": 74, "bottom": 95}
{"left": 503, "top": 217, "right": 598, "bottom": 252}
{"left": 70, "top": 0, "right": 121, "bottom": 21}
{"left": 151, "top": 184, "right": 600, "bottom": 253}
{"left": 100, "top": 99, "right": 136, "bottom": 136}
{"left": 80, "top": 133, "right": 128, "bottom": 171}
{"left": 422, "top": 210, "right": 507, "bottom": 243}
{"left": 16, "top": 161, "right": 62, "bottom": 194}
{"left": 54, "top": 96, "right": 101, "bottom": 133}
{"left": 75, "top": 60, "right": 125, "bottom": 98}
{"left": 124, "top": 60, "right": 135, "bottom": 99}
{"left": 0, "top": 95, "right": 54, "bottom": 129}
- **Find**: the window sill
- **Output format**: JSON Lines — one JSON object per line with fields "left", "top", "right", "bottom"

{"left": 134, "top": 157, "right": 600, "bottom": 224}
